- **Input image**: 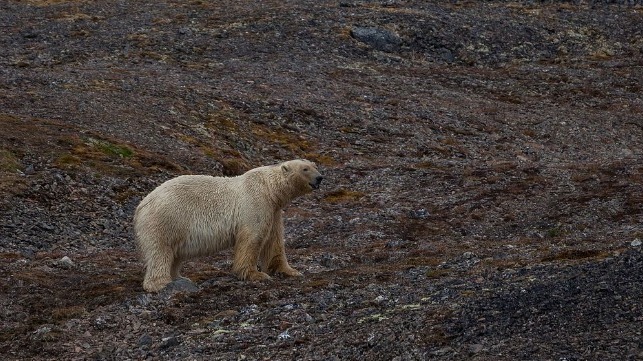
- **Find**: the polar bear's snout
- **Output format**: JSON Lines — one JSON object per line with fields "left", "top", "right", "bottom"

{"left": 310, "top": 175, "right": 323, "bottom": 190}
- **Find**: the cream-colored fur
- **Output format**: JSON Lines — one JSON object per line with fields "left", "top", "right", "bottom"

{"left": 134, "top": 159, "right": 323, "bottom": 292}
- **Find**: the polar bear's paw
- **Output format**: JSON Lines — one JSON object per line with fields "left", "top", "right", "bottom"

{"left": 245, "top": 270, "right": 272, "bottom": 281}
{"left": 280, "top": 267, "right": 303, "bottom": 278}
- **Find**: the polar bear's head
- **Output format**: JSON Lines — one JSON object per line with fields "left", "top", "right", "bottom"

{"left": 281, "top": 159, "right": 323, "bottom": 194}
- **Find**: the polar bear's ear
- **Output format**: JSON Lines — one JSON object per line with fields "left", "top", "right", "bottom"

{"left": 281, "top": 164, "right": 290, "bottom": 173}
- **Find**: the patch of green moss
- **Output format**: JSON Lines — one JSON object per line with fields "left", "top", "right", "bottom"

{"left": 0, "top": 149, "right": 20, "bottom": 172}
{"left": 87, "top": 137, "right": 133, "bottom": 158}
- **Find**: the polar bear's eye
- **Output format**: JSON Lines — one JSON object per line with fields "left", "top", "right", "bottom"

{"left": 303, "top": 168, "right": 309, "bottom": 172}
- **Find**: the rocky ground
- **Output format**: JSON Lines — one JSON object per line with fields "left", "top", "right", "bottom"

{"left": 0, "top": 0, "right": 642, "bottom": 360}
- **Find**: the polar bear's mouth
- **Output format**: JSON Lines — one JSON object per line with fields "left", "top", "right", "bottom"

{"left": 309, "top": 176, "right": 323, "bottom": 190}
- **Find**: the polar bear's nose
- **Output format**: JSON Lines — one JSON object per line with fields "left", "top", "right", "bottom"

{"left": 311, "top": 176, "right": 323, "bottom": 189}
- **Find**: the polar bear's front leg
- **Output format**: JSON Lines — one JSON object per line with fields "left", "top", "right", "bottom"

{"left": 260, "top": 237, "right": 302, "bottom": 277}
{"left": 260, "top": 214, "right": 302, "bottom": 277}
{"left": 232, "top": 227, "right": 271, "bottom": 281}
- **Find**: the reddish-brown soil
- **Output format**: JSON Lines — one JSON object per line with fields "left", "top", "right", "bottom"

{"left": 1, "top": 1, "right": 641, "bottom": 360}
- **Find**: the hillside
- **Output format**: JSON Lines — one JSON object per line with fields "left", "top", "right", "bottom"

{"left": 1, "top": 1, "right": 642, "bottom": 360}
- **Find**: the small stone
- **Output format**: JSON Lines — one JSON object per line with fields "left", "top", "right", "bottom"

{"left": 159, "top": 336, "right": 179, "bottom": 349}
{"left": 32, "top": 325, "right": 52, "bottom": 340}
{"left": 135, "top": 293, "right": 152, "bottom": 307}
{"left": 432, "top": 346, "right": 453, "bottom": 356}
{"left": 213, "top": 310, "right": 239, "bottom": 319}
{"left": 159, "top": 278, "right": 199, "bottom": 298}
{"left": 240, "top": 304, "right": 259, "bottom": 315}
{"left": 631, "top": 239, "right": 641, "bottom": 247}
{"left": 408, "top": 209, "right": 429, "bottom": 219}
{"left": 462, "top": 252, "right": 475, "bottom": 259}
{"left": 385, "top": 240, "right": 401, "bottom": 248}
{"left": 320, "top": 253, "right": 335, "bottom": 268}
{"left": 304, "top": 313, "right": 314, "bottom": 323}
{"left": 468, "top": 344, "right": 484, "bottom": 354}
{"left": 138, "top": 333, "right": 152, "bottom": 347}
{"left": 58, "top": 256, "right": 74, "bottom": 268}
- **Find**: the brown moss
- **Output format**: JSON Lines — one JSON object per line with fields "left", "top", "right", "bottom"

{"left": 406, "top": 257, "right": 442, "bottom": 268}
{"left": 322, "top": 189, "right": 365, "bottom": 204}
{"left": 304, "top": 278, "right": 330, "bottom": 290}
{"left": 0, "top": 252, "right": 22, "bottom": 261}
{"left": 219, "top": 158, "right": 250, "bottom": 176}
{"left": 14, "top": 269, "right": 54, "bottom": 285}
{"left": 207, "top": 113, "right": 239, "bottom": 132}
{"left": 0, "top": 149, "right": 20, "bottom": 172}
{"left": 51, "top": 306, "right": 86, "bottom": 321}
{"left": 251, "top": 123, "right": 313, "bottom": 153}
{"left": 303, "top": 153, "right": 336, "bottom": 166}
{"left": 54, "top": 153, "right": 82, "bottom": 168}
{"left": 481, "top": 258, "right": 523, "bottom": 271}
{"left": 541, "top": 249, "right": 608, "bottom": 263}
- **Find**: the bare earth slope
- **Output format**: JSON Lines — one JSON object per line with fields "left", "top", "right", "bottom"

{"left": 0, "top": 1, "right": 641, "bottom": 360}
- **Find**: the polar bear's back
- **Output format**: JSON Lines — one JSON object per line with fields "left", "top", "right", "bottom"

{"left": 134, "top": 174, "right": 244, "bottom": 257}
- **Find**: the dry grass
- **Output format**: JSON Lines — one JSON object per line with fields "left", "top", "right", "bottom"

{"left": 251, "top": 123, "right": 313, "bottom": 153}
{"left": 0, "top": 149, "right": 19, "bottom": 172}
{"left": 322, "top": 189, "right": 366, "bottom": 204}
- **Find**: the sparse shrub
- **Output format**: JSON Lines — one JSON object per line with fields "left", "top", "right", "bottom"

{"left": 86, "top": 137, "right": 133, "bottom": 158}
{"left": 0, "top": 149, "right": 20, "bottom": 172}
{"left": 55, "top": 153, "right": 82, "bottom": 168}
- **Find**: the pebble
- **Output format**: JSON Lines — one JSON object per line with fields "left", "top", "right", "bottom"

{"left": 159, "top": 278, "right": 199, "bottom": 298}
{"left": 631, "top": 239, "right": 641, "bottom": 247}
{"left": 213, "top": 309, "right": 239, "bottom": 319}
{"left": 58, "top": 256, "right": 74, "bottom": 268}
{"left": 408, "top": 208, "right": 429, "bottom": 219}
{"left": 32, "top": 325, "right": 52, "bottom": 339}
{"left": 462, "top": 251, "right": 476, "bottom": 259}
{"left": 138, "top": 333, "right": 152, "bottom": 347}
{"left": 159, "top": 336, "right": 179, "bottom": 349}
{"left": 431, "top": 346, "right": 454, "bottom": 356}
{"left": 468, "top": 343, "right": 484, "bottom": 354}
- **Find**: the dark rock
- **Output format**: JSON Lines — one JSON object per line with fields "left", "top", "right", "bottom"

{"left": 159, "top": 278, "right": 200, "bottom": 298}
{"left": 138, "top": 334, "right": 153, "bottom": 347}
{"left": 320, "top": 253, "right": 335, "bottom": 267}
{"left": 467, "top": 343, "right": 484, "bottom": 354}
{"left": 350, "top": 27, "right": 401, "bottom": 53}
{"left": 159, "top": 336, "right": 180, "bottom": 350}
{"left": 408, "top": 209, "right": 429, "bottom": 219}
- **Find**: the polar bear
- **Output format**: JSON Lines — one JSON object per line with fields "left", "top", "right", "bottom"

{"left": 133, "top": 159, "right": 323, "bottom": 292}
